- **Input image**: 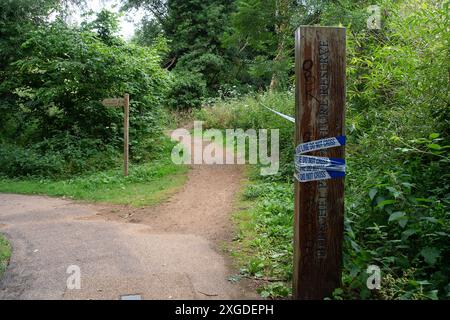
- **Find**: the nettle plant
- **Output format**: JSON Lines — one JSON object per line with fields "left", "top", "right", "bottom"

{"left": 349, "top": 133, "right": 449, "bottom": 299}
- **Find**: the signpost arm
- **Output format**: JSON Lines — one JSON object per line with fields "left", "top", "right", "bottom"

{"left": 293, "top": 26, "right": 346, "bottom": 300}
{"left": 124, "top": 93, "right": 129, "bottom": 177}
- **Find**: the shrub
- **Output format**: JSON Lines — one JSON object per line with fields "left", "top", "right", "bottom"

{"left": 0, "top": 20, "right": 170, "bottom": 177}
{"left": 166, "top": 71, "right": 206, "bottom": 110}
{"left": 0, "top": 134, "right": 120, "bottom": 178}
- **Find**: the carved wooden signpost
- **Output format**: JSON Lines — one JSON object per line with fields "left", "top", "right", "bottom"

{"left": 293, "top": 26, "right": 346, "bottom": 299}
{"left": 102, "top": 94, "right": 130, "bottom": 176}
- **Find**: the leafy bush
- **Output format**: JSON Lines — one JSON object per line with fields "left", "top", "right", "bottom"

{"left": 0, "top": 143, "right": 65, "bottom": 178}
{"left": 0, "top": 19, "right": 170, "bottom": 177}
{"left": 339, "top": 0, "right": 449, "bottom": 299}
{"left": 343, "top": 133, "right": 450, "bottom": 299}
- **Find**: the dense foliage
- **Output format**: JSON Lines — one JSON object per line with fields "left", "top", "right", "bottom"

{"left": 126, "top": 0, "right": 326, "bottom": 104}
{"left": 196, "top": 0, "right": 449, "bottom": 299}
{"left": 128, "top": 0, "right": 236, "bottom": 108}
{"left": 0, "top": 3, "right": 171, "bottom": 177}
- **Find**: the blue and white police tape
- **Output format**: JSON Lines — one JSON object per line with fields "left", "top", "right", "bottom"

{"left": 295, "top": 164, "right": 346, "bottom": 173}
{"left": 293, "top": 136, "right": 346, "bottom": 182}
{"left": 294, "top": 156, "right": 346, "bottom": 174}
{"left": 294, "top": 169, "right": 346, "bottom": 183}
{"left": 295, "top": 155, "right": 345, "bottom": 168}
{"left": 294, "top": 162, "right": 346, "bottom": 182}
{"left": 260, "top": 104, "right": 295, "bottom": 123}
{"left": 295, "top": 136, "right": 346, "bottom": 155}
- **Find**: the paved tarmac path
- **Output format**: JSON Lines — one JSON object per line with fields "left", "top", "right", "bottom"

{"left": 0, "top": 134, "right": 256, "bottom": 300}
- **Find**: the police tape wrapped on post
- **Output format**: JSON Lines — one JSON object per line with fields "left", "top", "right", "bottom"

{"left": 294, "top": 136, "right": 346, "bottom": 182}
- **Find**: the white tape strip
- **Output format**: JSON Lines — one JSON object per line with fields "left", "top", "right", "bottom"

{"left": 296, "top": 165, "right": 346, "bottom": 172}
{"left": 295, "top": 136, "right": 346, "bottom": 154}
{"left": 261, "top": 104, "right": 295, "bottom": 123}
{"left": 294, "top": 169, "right": 346, "bottom": 182}
{"left": 295, "top": 155, "right": 345, "bottom": 167}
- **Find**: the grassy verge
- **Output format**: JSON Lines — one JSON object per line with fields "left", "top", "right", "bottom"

{"left": 229, "top": 167, "right": 294, "bottom": 299}
{"left": 0, "top": 156, "right": 189, "bottom": 207}
{"left": 0, "top": 234, "right": 11, "bottom": 278}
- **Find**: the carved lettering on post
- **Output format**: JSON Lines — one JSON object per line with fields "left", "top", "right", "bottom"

{"left": 294, "top": 26, "right": 346, "bottom": 300}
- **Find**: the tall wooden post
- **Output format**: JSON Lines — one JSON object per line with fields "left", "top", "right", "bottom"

{"left": 293, "top": 26, "right": 346, "bottom": 299}
{"left": 124, "top": 93, "right": 130, "bottom": 177}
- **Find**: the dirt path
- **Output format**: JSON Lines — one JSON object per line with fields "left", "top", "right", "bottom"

{"left": 0, "top": 132, "right": 257, "bottom": 300}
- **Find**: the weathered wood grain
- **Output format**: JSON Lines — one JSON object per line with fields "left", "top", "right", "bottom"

{"left": 124, "top": 93, "right": 129, "bottom": 177}
{"left": 293, "top": 26, "right": 346, "bottom": 300}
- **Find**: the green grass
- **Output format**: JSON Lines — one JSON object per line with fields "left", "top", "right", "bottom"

{"left": 228, "top": 167, "right": 294, "bottom": 299}
{"left": 0, "top": 234, "right": 11, "bottom": 278}
{"left": 0, "top": 159, "right": 189, "bottom": 207}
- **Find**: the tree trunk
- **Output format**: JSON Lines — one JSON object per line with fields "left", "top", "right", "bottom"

{"left": 269, "top": 0, "right": 289, "bottom": 92}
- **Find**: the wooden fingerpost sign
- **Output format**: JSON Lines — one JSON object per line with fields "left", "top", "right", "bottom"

{"left": 102, "top": 94, "right": 130, "bottom": 176}
{"left": 123, "top": 93, "right": 130, "bottom": 177}
{"left": 293, "top": 26, "right": 346, "bottom": 299}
